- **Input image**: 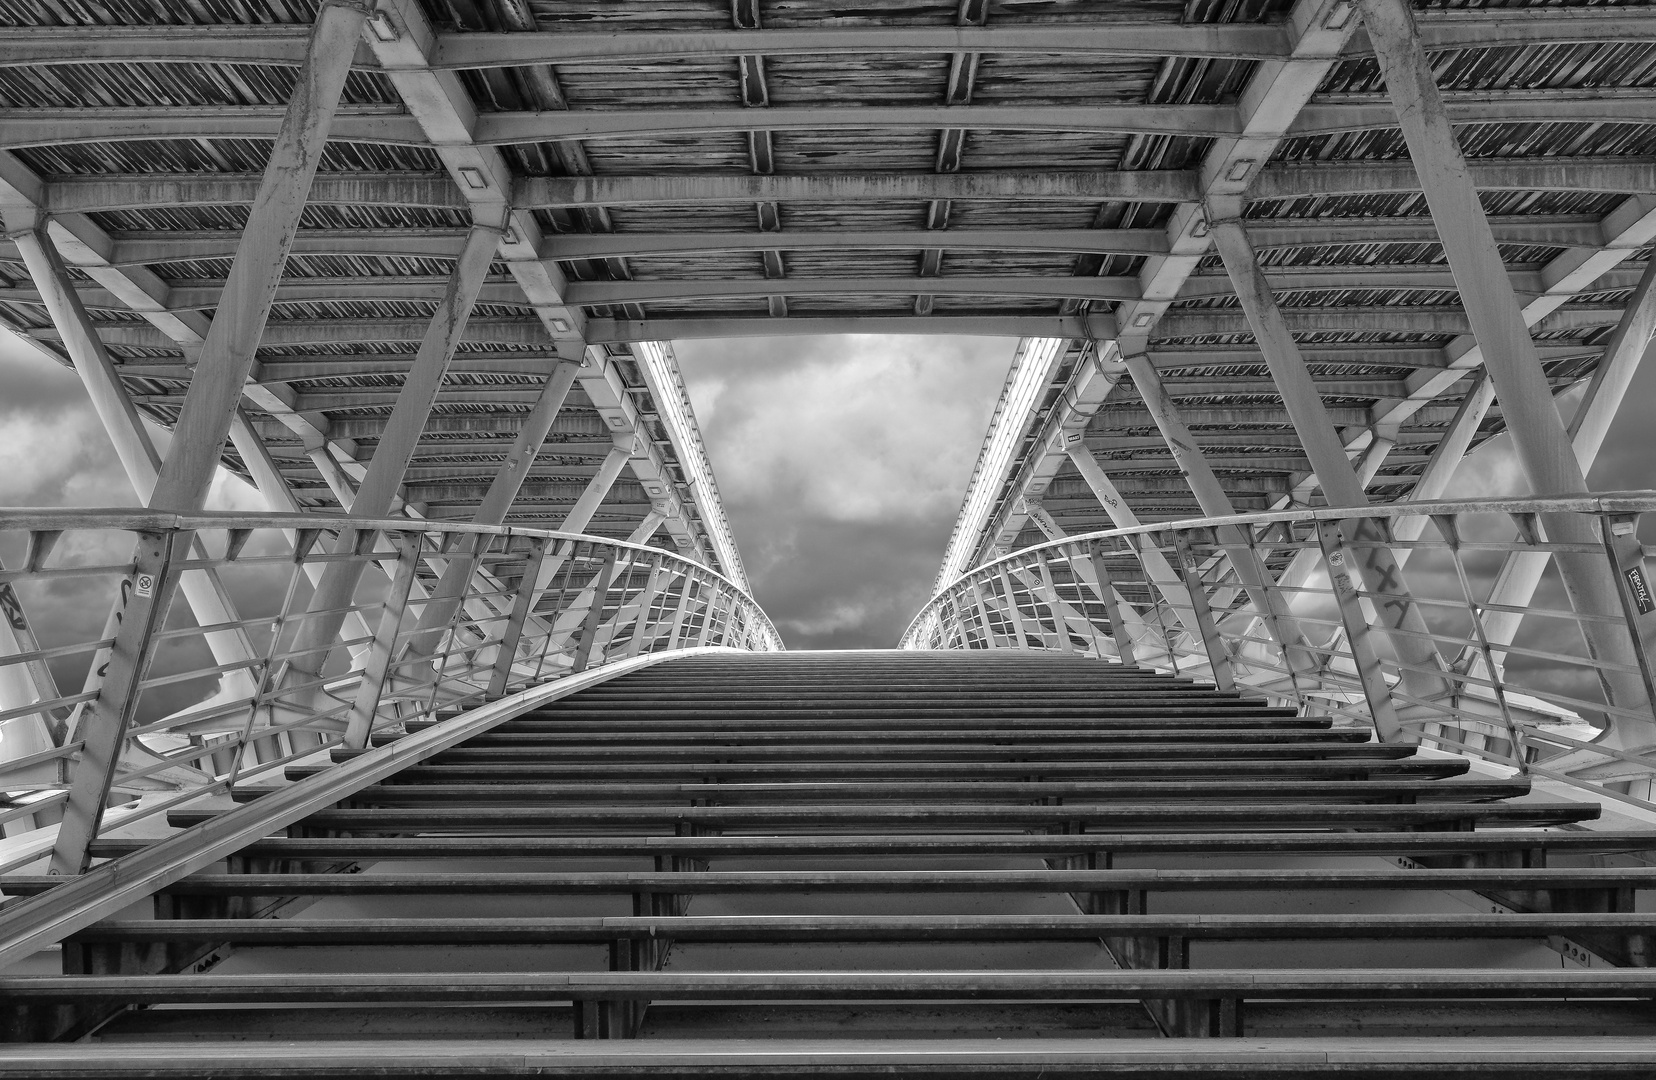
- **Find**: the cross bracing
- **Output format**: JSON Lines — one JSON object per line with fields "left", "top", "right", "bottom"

{"left": 0, "top": 0, "right": 1647, "bottom": 599}
{"left": 3, "top": 1, "right": 1656, "bottom": 1072}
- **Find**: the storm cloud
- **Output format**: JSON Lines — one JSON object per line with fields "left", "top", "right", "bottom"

{"left": 672, "top": 335, "right": 1015, "bottom": 649}
{"left": 5, "top": 328, "right": 1655, "bottom": 654}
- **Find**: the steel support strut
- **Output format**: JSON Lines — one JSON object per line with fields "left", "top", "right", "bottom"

{"left": 1064, "top": 443, "right": 1201, "bottom": 635}
{"left": 280, "top": 221, "right": 503, "bottom": 723}
{"left": 2, "top": 219, "right": 265, "bottom": 706}
{"left": 46, "top": 1, "right": 372, "bottom": 875}
{"left": 47, "top": 532, "right": 185, "bottom": 875}
{"left": 1121, "top": 351, "right": 1318, "bottom": 688}
{"left": 517, "top": 441, "right": 635, "bottom": 614}
{"left": 394, "top": 362, "right": 582, "bottom": 675}
{"left": 1468, "top": 258, "right": 1656, "bottom": 664}
{"left": 1208, "top": 213, "right": 1445, "bottom": 724}
{"left": 147, "top": 1, "right": 371, "bottom": 514}
{"left": 1358, "top": 0, "right": 1655, "bottom": 737}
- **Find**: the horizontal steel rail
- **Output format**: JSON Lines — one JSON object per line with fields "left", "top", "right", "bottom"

{"left": 903, "top": 492, "right": 1656, "bottom": 809}
{"left": 0, "top": 509, "right": 779, "bottom": 876}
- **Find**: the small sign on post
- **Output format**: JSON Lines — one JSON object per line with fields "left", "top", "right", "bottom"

{"left": 1625, "top": 564, "right": 1654, "bottom": 615}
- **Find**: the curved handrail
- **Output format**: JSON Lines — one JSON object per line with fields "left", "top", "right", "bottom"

{"left": 901, "top": 491, "right": 1656, "bottom": 813}
{"left": 906, "top": 491, "right": 1656, "bottom": 641}
{"left": 0, "top": 508, "right": 781, "bottom": 873}
{"left": 0, "top": 506, "right": 771, "bottom": 610}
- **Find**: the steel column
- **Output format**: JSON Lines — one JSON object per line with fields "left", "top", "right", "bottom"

{"left": 1064, "top": 444, "right": 1199, "bottom": 628}
{"left": 695, "top": 582, "right": 717, "bottom": 648}
{"left": 520, "top": 441, "right": 635, "bottom": 607}
{"left": 1208, "top": 214, "right": 1450, "bottom": 707}
{"left": 570, "top": 552, "right": 619, "bottom": 674}
{"left": 1034, "top": 552, "right": 1074, "bottom": 654}
{"left": 623, "top": 560, "right": 667, "bottom": 658}
{"left": 995, "top": 566, "right": 1030, "bottom": 648}
{"left": 1462, "top": 261, "right": 1656, "bottom": 674}
{"left": 342, "top": 532, "right": 422, "bottom": 748}
{"left": 1168, "top": 530, "right": 1235, "bottom": 692}
{"left": 1391, "top": 375, "right": 1499, "bottom": 550}
{"left": 399, "top": 361, "right": 583, "bottom": 666}
{"left": 1314, "top": 520, "right": 1408, "bottom": 743}
{"left": 280, "top": 222, "right": 503, "bottom": 694}
{"left": 1087, "top": 542, "right": 1138, "bottom": 669}
{"left": 49, "top": 531, "right": 184, "bottom": 874}
{"left": 1122, "top": 350, "right": 1316, "bottom": 677}
{"left": 0, "top": 555, "right": 65, "bottom": 749}
{"left": 627, "top": 511, "right": 668, "bottom": 546}
{"left": 664, "top": 569, "right": 695, "bottom": 650}
{"left": 1572, "top": 257, "right": 1656, "bottom": 464}
{"left": 45, "top": 3, "right": 370, "bottom": 875}
{"left": 1358, "top": 0, "right": 1652, "bottom": 733}
{"left": 146, "top": 0, "right": 370, "bottom": 514}
{"left": 482, "top": 538, "right": 552, "bottom": 700}
{"left": 5, "top": 220, "right": 264, "bottom": 695}
{"left": 968, "top": 582, "right": 996, "bottom": 649}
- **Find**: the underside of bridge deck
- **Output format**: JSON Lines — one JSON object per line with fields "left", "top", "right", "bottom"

{"left": 1, "top": 652, "right": 1655, "bottom": 1075}
{"left": 2, "top": 0, "right": 1656, "bottom": 1072}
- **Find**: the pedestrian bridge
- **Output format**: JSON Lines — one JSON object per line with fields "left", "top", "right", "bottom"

{"left": 3, "top": 0, "right": 1656, "bottom": 1075}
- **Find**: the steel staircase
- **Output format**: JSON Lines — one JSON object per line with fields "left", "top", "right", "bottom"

{"left": 4, "top": 650, "right": 1656, "bottom": 1076}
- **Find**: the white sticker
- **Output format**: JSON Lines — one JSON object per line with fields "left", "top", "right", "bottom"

{"left": 133, "top": 573, "right": 155, "bottom": 598}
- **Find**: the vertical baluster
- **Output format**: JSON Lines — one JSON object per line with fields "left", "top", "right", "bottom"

{"left": 488, "top": 536, "right": 551, "bottom": 700}
{"left": 1313, "top": 519, "right": 1407, "bottom": 743}
{"left": 1432, "top": 514, "right": 1526, "bottom": 769}
{"left": 1168, "top": 529, "right": 1234, "bottom": 692}
{"left": 1034, "top": 551, "right": 1072, "bottom": 655}
{"left": 572, "top": 551, "right": 620, "bottom": 673}
{"left": 1087, "top": 541, "right": 1138, "bottom": 670}
{"left": 343, "top": 531, "right": 421, "bottom": 749}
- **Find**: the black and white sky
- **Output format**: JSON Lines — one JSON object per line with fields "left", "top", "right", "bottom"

{"left": 2, "top": 330, "right": 1651, "bottom": 650}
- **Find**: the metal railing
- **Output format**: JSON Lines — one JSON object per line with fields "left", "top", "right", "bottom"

{"left": 0, "top": 509, "right": 779, "bottom": 874}
{"left": 902, "top": 493, "right": 1656, "bottom": 812}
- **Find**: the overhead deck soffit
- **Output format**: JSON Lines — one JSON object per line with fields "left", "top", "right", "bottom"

{"left": 0, "top": 0, "right": 1649, "bottom": 591}
{"left": 916, "top": 0, "right": 1656, "bottom": 585}
{"left": 0, "top": 0, "right": 764, "bottom": 586}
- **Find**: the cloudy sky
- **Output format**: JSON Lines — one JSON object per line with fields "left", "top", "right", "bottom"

{"left": 0, "top": 331, "right": 1015, "bottom": 652}
{"left": 2, "top": 329, "right": 1652, "bottom": 652}
{"left": 672, "top": 335, "right": 1015, "bottom": 649}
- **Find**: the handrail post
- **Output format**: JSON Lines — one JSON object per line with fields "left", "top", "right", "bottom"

{"left": 1087, "top": 541, "right": 1138, "bottom": 669}
{"left": 1314, "top": 519, "right": 1409, "bottom": 743}
{"left": 995, "top": 566, "right": 1029, "bottom": 648}
{"left": 1236, "top": 520, "right": 1308, "bottom": 711}
{"left": 1127, "top": 534, "right": 1180, "bottom": 676}
{"left": 571, "top": 551, "right": 619, "bottom": 674}
{"left": 50, "top": 529, "right": 186, "bottom": 875}
{"left": 665, "top": 568, "right": 695, "bottom": 651}
{"left": 624, "top": 558, "right": 666, "bottom": 658}
{"left": 1601, "top": 512, "right": 1656, "bottom": 720}
{"left": 343, "top": 531, "right": 422, "bottom": 749}
{"left": 695, "top": 579, "right": 716, "bottom": 647}
{"left": 1034, "top": 551, "right": 1073, "bottom": 654}
{"left": 968, "top": 581, "right": 995, "bottom": 649}
{"left": 1432, "top": 513, "right": 1527, "bottom": 769}
{"left": 1168, "top": 528, "right": 1235, "bottom": 692}
{"left": 487, "top": 537, "right": 552, "bottom": 700}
